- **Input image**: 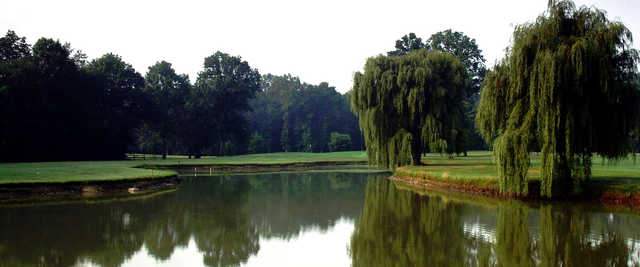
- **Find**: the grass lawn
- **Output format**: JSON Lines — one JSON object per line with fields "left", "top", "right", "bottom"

{"left": 394, "top": 151, "right": 640, "bottom": 192}
{"left": 0, "top": 151, "right": 368, "bottom": 184}
{"left": 4, "top": 149, "right": 637, "bottom": 194}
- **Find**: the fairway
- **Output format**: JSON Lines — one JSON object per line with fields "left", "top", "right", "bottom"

{"left": 0, "top": 151, "right": 368, "bottom": 184}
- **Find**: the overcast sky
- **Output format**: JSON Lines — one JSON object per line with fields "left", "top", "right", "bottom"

{"left": 2, "top": 0, "right": 639, "bottom": 93}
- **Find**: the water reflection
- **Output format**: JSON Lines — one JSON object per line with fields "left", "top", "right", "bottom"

{"left": 350, "top": 177, "right": 640, "bottom": 267}
{"left": 1, "top": 173, "right": 640, "bottom": 266}
{"left": 0, "top": 172, "right": 372, "bottom": 267}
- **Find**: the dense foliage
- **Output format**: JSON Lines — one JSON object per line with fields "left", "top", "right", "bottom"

{"left": 388, "top": 30, "right": 488, "bottom": 151}
{"left": 476, "top": 0, "right": 640, "bottom": 197}
{"left": 0, "top": 30, "right": 362, "bottom": 161}
{"left": 0, "top": 33, "right": 144, "bottom": 161}
{"left": 142, "top": 61, "right": 191, "bottom": 159}
{"left": 246, "top": 74, "right": 363, "bottom": 153}
{"left": 184, "top": 52, "right": 261, "bottom": 157}
{"left": 351, "top": 49, "right": 467, "bottom": 169}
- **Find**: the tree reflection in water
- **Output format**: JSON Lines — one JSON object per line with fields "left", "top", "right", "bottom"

{"left": 1, "top": 173, "right": 639, "bottom": 266}
{"left": 350, "top": 177, "right": 640, "bottom": 267}
{"left": 0, "top": 172, "right": 372, "bottom": 267}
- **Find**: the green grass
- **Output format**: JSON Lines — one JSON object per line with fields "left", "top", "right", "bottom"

{"left": 0, "top": 151, "right": 368, "bottom": 184}
{"left": 394, "top": 151, "right": 640, "bottom": 193}
{"left": 5, "top": 149, "right": 637, "bottom": 194}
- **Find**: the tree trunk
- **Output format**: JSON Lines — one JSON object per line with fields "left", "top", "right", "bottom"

{"left": 411, "top": 151, "right": 422, "bottom": 166}
{"left": 162, "top": 137, "right": 168, "bottom": 160}
{"left": 411, "top": 138, "right": 422, "bottom": 166}
{"left": 550, "top": 153, "right": 573, "bottom": 198}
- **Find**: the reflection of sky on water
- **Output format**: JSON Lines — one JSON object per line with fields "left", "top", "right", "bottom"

{"left": 464, "top": 221, "right": 497, "bottom": 244}
{"left": 463, "top": 211, "right": 640, "bottom": 266}
{"left": 75, "top": 217, "right": 355, "bottom": 267}
{"left": 244, "top": 218, "right": 354, "bottom": 267}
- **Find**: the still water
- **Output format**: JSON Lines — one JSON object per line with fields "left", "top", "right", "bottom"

{"left": 1, "top": 172, "right": 640, "bottom": 266}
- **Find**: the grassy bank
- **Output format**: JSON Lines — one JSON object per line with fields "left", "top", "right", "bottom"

{"left": 393, "top": 151, "right": 640, "bottom": 202}
{"left": 0, "top": 151, "right": 368, "bottom": 184}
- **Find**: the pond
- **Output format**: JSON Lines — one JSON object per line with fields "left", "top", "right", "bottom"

{"left": 1, "top": 172, "right": 639, "bottom": 266}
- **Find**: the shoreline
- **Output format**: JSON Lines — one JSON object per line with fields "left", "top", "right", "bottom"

{"left": 0, "top": 160, "right": 371, "bottom": 202}
{"left": 0, "top": 175, "right": 182, "bottom": 204}
{"left": 390, "top": 175, "right": 640, "bottom": 209}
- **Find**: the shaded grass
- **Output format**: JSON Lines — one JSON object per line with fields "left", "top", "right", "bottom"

{"left": 394, "top": 151, "right": 640, "bottom": 193}
{"left": 0, "top": 151, "right": 367, "bottom": 184}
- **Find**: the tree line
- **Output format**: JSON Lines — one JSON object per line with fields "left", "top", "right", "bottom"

{"left": 0, "top": 30, "right": 361, "bottom": 162}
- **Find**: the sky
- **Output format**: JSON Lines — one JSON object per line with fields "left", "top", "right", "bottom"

{"left": 1, "top": 0, "right": 639, "bottom": 93}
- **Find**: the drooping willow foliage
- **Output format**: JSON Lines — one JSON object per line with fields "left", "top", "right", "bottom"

{"left": 351, "top": 49, "right": 467, "bottom": 169}
{"left": 476, "top": 0, "right": 640, "bottom": 197}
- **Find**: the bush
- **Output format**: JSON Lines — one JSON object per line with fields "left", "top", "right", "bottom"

{"left": 328, "top": 132, "right": 351, "bottom": 152}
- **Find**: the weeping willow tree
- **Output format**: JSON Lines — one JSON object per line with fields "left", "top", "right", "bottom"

{"left": 476, "top": 0, "right": 640, "bottom": 197}
{"left": 351, "top": 49, "right": 467, "bottom": 169}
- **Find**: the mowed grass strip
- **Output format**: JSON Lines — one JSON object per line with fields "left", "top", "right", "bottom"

{"left": 394, "top": 151, "right": 640, "bottom": 192}
{"left": 0, "top": 151, "right": 368, "bottom": 184}
{"left": 0, "top": 161, "right": 176, "bottom": 184}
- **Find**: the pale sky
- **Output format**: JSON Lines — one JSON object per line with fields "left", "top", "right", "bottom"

{"left": 2, "top": 0, "right": 639, "bottom": 93}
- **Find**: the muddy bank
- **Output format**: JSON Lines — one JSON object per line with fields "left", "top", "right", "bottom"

{"left": 0, "top": 175, "right": 181, "bottom": 203}
{"left": 598, "top": 190, "right": 640, "bottom": 207}
{"left": 390, "top": 176, "right": 503, "bottom": 198}
{"left": 391, "top": 175, "right": 640, "bottom": 209}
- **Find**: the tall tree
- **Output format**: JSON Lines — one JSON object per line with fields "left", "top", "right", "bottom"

{"left": 427, "top": 29, "right": 489, "bottom": 153}
{"left": 191, "top": 51, "right": 260, "bottom": 156}
{"left": 351, "top": 49, "right": 468, "bottom": 169}
{"left": 476, "top": 0, "right": 640, "bottom": 197}
{"left": 85, "top": 53, "right": 148, "bottom": 159}
{"left": 387, "top": 30, "right": 488, "bottom": 153}
{"left": 144, "top": 61, "right": 191, "bottom": 159}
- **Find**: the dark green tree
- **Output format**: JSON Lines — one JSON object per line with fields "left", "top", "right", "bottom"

{"left": 190, "top": 51, "right": 260, "bottom": 156}
{"left": 298, "top": 82, "right": 343, "bottom": 152}
{"left": 476, "top": 0, "right": 640, "bottom": 197}
{"left": 427, "top": 30, "right": 488, "bottom": 153}
{"left": 143, "top": 61, "right": 191, "bottom": 159}
{"left": 426, "top": 29, "right": 487, "bottom": 96}
{"left": 387, "top": 32, "right": 424, "bottom": 56}
{"left": 247, "top": 74, "right": 363, "bottom": 153}
{"left": 0, "top": 34, "right": 113, "bottom": 161}
{"left": 387, "top": 30, "right": 488, "bottom": 153}
{"left": 85, "top": 53, "right": 148, "bottom": 158}
{"left": 351, "top": 49, "right": 468, "bottom": 169}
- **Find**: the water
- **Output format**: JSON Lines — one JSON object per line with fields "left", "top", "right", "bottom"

{"left": 1, "top": 172, "right": 640, "bottom": 266}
